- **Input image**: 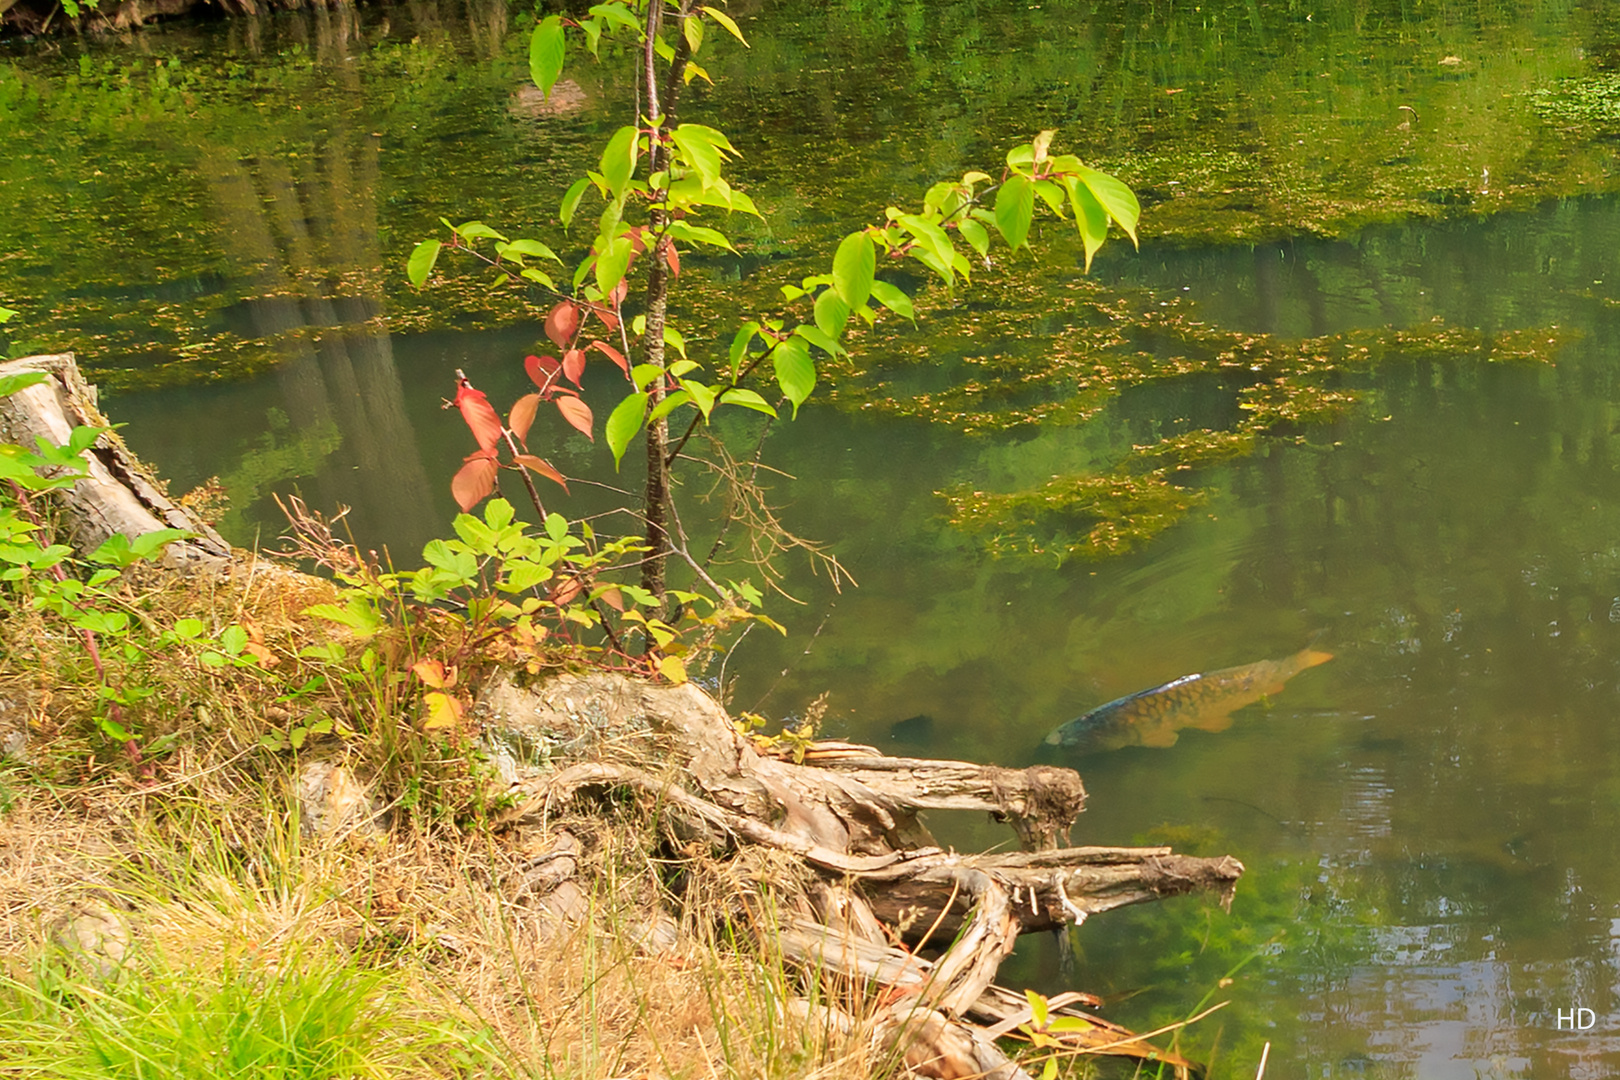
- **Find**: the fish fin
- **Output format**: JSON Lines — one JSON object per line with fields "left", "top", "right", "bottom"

{"left": 1294, "top": 648, "right": 1334, "bottom": 670}
{"left": 1139, "top": 726, "right": 1181, "bottom": 748}
{"left": 1191, "top": 710, "right": 1236, "bottom": 733}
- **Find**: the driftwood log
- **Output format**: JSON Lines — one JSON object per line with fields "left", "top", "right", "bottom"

{"left": 485, "top": 674, "right": 1243, "bottom": 1079}
{"left": 0, "top": 354, "right": 229, "bottom": 570}
{"left": 4, "top": 352, "right": 1246, "bottom": 1078}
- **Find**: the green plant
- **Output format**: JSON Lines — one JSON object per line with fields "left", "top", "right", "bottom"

{"left": 405, "top": 0, "right": 1139, "bottom": 659}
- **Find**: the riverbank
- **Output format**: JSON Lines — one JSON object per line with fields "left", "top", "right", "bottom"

{"left": 0, "top": 352, "right": 1244, "bottom": 1078}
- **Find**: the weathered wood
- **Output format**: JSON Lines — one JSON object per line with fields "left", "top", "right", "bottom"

{"left": 484, "top": 670, "right": 1241, "bottom": 1075}
{"left": 0, "top": 354, "right": 230, "bottom": 570}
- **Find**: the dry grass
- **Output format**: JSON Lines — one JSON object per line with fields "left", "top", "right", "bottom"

{"left": 0, "top": 751, "right": 894, "bottom": 1080}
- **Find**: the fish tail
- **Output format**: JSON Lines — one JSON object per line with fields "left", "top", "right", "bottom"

{"left": 1295, "top": 648, "right": 1334, "bottom": 670}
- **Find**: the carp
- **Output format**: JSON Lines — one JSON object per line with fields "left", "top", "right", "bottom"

{"left": 1044, "top": 647, "right": 1333, "bottom": 753}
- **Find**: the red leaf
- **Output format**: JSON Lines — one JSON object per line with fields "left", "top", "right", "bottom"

{"left": 545, "top": 301, "right": 581, "bottom": 349}
{"left": 586, "top": 302, "right": 620, "bottom": 333}
{"left": 452, "top": 454, "right": 499, "bottom": 511}
{"left": 589, "top": 340, "right": 629, "bottom": 375}
{"left": 628, "top": 228, "right": 648, "bottom": 254}
{"left": 455, "top": 379, "right": 504, "bottom": 453}
{"left": 562, "top": 348, "right": 586, "bottom": 386}
{"left": 512, "top": 453, "right": 570, "bottom": 491}
{"left": 554, "top": 396, "right": 594, "bottom": 441}
{"left": 525, "top": 354, "right": 562, "bottom": 395}
{"left": 597, "top": 586, "right": 625, "bottom": 612}
{"left": 610, "top": 279, "right": 629, "bottom": 308}
{"left": 508, "top": 393, "right": 542, "bottom": 448}
{"left": 663, "top": 242, "right": 681, "bottom": 277}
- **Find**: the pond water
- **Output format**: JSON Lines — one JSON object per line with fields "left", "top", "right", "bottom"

{"left": 9, "top": 0, "right": 1620, "bottom": 1076}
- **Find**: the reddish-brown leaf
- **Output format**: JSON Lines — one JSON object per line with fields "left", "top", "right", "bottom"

{"left": 663, "top": 242, "right": 681, "bottom": 277}
{"left": 554, "top": 395, "right": 594, "bottom": 441}
{"left": 550, "top": 576, "right": 584, "bottom": 606}
{"left": 610, "top": 279, "right": 629, "bottom": 308}
{"left": 512, "top": 453, "right": 570, "bottom": 491}
{"left": 589, "top": 340, "right": 630, "bottom": 375}
{"left": 545, "top": 300, "right": 581, "bottom": 348}
{"left": 451, "top": 453, "right": 499, "bottom": 512}
{"left": 562, "top": 348, "right": 587, "bottom": 386}
{"left": 455, "top": 380, "right": 504, "bottom": 453}
{"left": 587, "top": 302, "right": 620, "bottom": 333}
{"left": 627, "top": 228, "right": 648, "bottom": 254}
{"left": 525, "top": 354, "right": 563, "bottom": 395}
{"left": 508, "top": 393, "right": 542, "bottom": 448}
{"left": 597, "top": 586, "right": 625, "bottom": 612}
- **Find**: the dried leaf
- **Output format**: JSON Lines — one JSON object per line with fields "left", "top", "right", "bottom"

{"left": 412, "top": 658, "right": 448, "bottom": 688}
{"left": 550, "top": 576, "right": 584, "bottom": 606}
{"left": 525, "top": 354, "right": 563, "bottom": 394}
{"left": 555, "top": 396, "right": 594, "bottom": 440}
{"left": 512, "top": 453, "right": 570, "bottom": 491}
{"left": 509, "top": 393, "right": 542, "bottom": 447}
{"left": 452, "top": 453, "right": 500, "bottom": 511}
{"left": 589, "top": 340, "right": 630, "bottom": 374}
{"left": 455, "top": 379, "right": 505, "bottom": 452}
{"left": 545, "top": 300, "right": 581, "bottom": 348}
{"left": 422, "top": 690, "right": 464, "bottom": 730}
{"left": 562, "top": 348, "right": 587, "bottom": 386}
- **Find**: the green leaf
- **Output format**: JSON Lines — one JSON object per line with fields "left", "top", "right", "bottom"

{"left": 667, "top": 221, "right": 736, "bottom": 251}
{"left": 995, "top": 175, "right": 1035, "bottom": 253}
{"left": 832, "top": 231, "right": 875, "bottom": 312}
{"left": 606, "top": 392, "right": 649, "bottom": 468}
{"left": 499, "top": 238, "right": 563, "bottom": 264}
{"left": 1034, "top": 178, "right": 1067, "bottom": 218}
{"left": 454, "top": 221, "right": 509, "bottom": 243}
{"left": 0, "top": 373, "right": 46, "bottom": 399}
{"left": 648, "top": 389, "right": 694, "bottom": 424}
{"left": 682, "top": 13, "right": 704, "bottom": 54}
{"left": 729, "top": 321, "right": 760, "bottom": 378}
{"left": 811, "top": 291, "right": 850, "bottom": 339}
{"left": 0, "top": 306, "right": 16, "bottom": 325}
{"left": 869, "top": 279, "right": 915, "bottom": 321}
{"left": 521, "top": 268, "right": 558, "bottom": 291}
{"left": 1075, "top": 164, "right": 1140, "bottom": 245}
{"left": 680, "top": 379, "right": 717, "bottom": 418}
{"left": 594, "top": 234, "right": 634, "bottom": 297}
{"left": 485, "top": 498, "right": 515, "bottom": 530}
{"left": 221, "top": 624, "right": 249, "bottom": 656}
{"left": 793, "top": 323, "right": 844, "bottom": 357}
{"left": 529, "top": 15, "right": 567, "bottom": 97}
{"left": 407, "top": 240, "right": 441, "bottom": 287}
{"left": 670, "top": 125, "right": 723, "bottom": 189}
{"left": 897, "top": 213, "right": 958, "bottom": 287}
{"left": 589, "top": 2, "right": 641, "bottom": 34}
{"left": 718, "top": 388, "right": 776, "bottom": 417}
{"left": 1062, "top": 175, "right": 1109, "bottom": 271}
{"left": 958, "top": 217, "right": 990, "bottom": 259}
{"left": 600, "top": 126, "right": 640, "bottom": 200}
{"left": 773, "top": 335, "right": 814, "bottom": 417}
{"left": 422, "top": 538, "right": 478, "bottom": 583}
{"left": 560, "top": 177, "right": 591, "bottom": 229}
{"left": 173, "top": 618, "right": 205, "bottom": 640}
{"left": 701, "top": 5, "right": 748, "bottom": 45}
